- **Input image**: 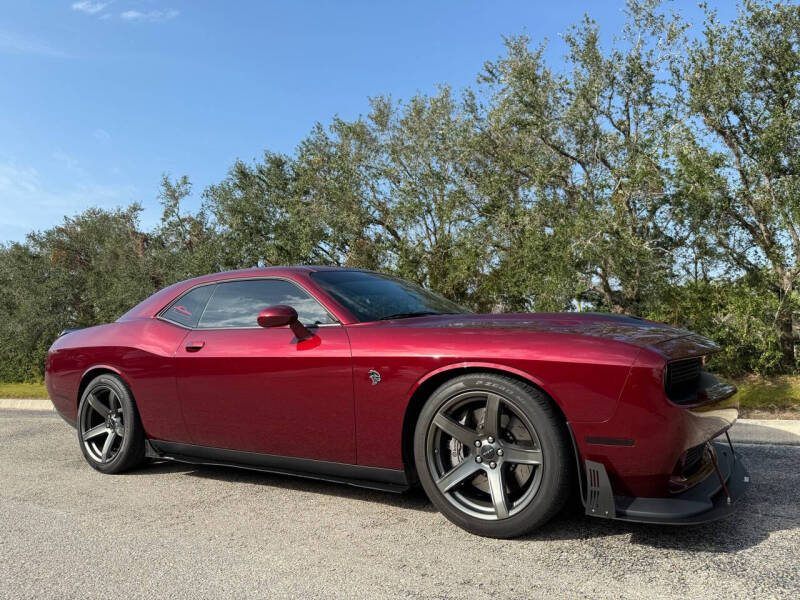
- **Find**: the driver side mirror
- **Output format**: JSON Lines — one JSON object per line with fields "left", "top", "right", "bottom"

{"left": 257, "top": 305, "right": 313, "bottom": 341}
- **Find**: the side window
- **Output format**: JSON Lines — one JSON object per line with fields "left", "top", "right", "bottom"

{"left": 198, "top": 279, "right": 335, "bottom": 329}
{"left": 162, "top": 285, "right": 215, "bottom": 328}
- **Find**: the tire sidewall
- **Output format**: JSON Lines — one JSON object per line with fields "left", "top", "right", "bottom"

{"left": 414, "top": 373, "right": 571, "bottom": 538}
{"left": 77, "top": 374, "right": 140, "bottom": 474}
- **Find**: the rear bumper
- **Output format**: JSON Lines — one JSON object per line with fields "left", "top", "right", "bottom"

{"left": 586, "top": 439, "right": 749, "bottom": 525}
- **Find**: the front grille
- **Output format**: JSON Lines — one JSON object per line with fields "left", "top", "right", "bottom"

{"left": 665, "top": 357, "right": 702, "bottom": 404}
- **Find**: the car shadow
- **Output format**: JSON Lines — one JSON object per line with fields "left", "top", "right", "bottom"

{"left": 527, "top": 502, "right": 796, "bottom": 554}
{"left": 142, "top": 444, "right": 799, "bottom": 553}
{"left": 145, "top": 459, "right": 437, "bottom": 512}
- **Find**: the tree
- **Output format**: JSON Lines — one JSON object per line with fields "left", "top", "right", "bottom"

{"left": 3, "top": 0, "right": 800, "bottom": 381}
{"left": 204, "top": 87, "right": 491, "bottom": 306}
{"left": 154, "top": 175, "right": 222, "bottom": 279}
{"left": 475, "top": 0, "right": 688, "bottom": 315}
{"left": 359, "top": 89, "right": 489, "bottom": 305}
{"left": 0, "top": 206, "right": 158, "bottom": 380}
{"left": 678, "top": 0, "right": 800, "bottom": 370}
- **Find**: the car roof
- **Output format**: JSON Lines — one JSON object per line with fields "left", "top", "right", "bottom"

{"left": 167, "top": 264, "right": 363, "bottom": 286}
{"left": 217, "top": 265, "right": 358, "bottom": 275}
{"left": 117, "top": 265, "right": 362, "bottom": 322}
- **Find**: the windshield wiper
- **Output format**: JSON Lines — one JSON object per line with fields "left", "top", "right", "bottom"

{"left": 379, "top": 311, "right": 443, "bottom": 320}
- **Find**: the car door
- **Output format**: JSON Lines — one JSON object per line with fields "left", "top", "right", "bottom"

{"left": 172, "top": 277, "right": 355, "bottom": 464}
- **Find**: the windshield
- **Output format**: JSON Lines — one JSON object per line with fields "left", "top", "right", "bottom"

{"left": 310, "top": 271, "right": 469, "bottom": 322}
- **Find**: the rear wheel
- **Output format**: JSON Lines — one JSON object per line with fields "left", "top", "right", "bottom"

{"left": 414, "top": 373, "right": 573, "bottom": 538}
{"left": 77, "top": 374, "right": 146, "bottom": 474}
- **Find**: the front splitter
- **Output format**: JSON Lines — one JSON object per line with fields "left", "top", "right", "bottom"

{"left": 585, "top": 441, "right": 750, "bottom": 525}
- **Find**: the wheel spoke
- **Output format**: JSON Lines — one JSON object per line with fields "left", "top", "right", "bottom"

{"left": 503, "top": 444, "right": 542, "bottom": 465}
{"left": 88, "top": 393, "right": 110, "bottom": 418}
{"left": 436, "top": 459, "right": 481, "bottom": 493}
{"left": 487, "top": 467, "right": 510, "bottom": 519}
{"left": 483, "top": 393, "right": 501, "bottom": 437}
{"left": 108, "top": 390, "right": 117, "bottom": 410}
{"left": 82, "top": 424, "right": 108, "bottom": 441}
{"left": 433, "top": 413, "right": 479, "bottom": 446}
{"left": 101, "top": 431, "right": 116, "bottom": 462}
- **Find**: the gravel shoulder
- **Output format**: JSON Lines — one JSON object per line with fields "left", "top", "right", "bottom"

{"left": 0, "top": 409, "right": 798, "bottom": 600}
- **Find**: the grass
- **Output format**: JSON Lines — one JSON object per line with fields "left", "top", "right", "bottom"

{"left": 733, "top": 375, "right": 800, "bottom": 415}
{"left": 0, "top": 381, "right": 48, "bottom": 399}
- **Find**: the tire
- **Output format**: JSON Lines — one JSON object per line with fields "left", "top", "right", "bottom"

{"left": 413, "top": 373, "right": 573, "bottom": 538}
{"left": 77, "top": 374, "right": 146, "bottom": 474}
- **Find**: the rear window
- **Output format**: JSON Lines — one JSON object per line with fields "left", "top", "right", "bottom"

{"left": 162, "top": 285, "right": 215, "bottom": 327}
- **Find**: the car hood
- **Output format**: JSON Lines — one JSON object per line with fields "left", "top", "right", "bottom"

{"left": 392, "top": 312, "right": 718, "bottom": 359}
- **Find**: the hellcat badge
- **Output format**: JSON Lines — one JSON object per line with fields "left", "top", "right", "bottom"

{"left": 368, "top": 369, "right": 381, "bottom": 385}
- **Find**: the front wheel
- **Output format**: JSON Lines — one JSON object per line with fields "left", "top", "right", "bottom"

{"left": 414, "top": 373, "right": 573, "bottom": 538}
{"left": 77, "top": 374, "right": 146, "bottom": 474}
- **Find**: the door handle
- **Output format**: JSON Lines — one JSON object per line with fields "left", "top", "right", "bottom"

{"left": 185, "top": 340, "right": 205, "bottom": 352}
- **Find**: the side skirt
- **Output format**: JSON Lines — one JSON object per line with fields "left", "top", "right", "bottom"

{"left": 146, "top": 440, "right": 410, "bottom": 494}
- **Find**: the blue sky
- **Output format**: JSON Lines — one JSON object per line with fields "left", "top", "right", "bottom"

{"left": 0, "top": 1, "right": 738, "bottom": 243}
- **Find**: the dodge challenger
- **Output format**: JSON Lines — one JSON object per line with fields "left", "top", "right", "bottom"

{"left": 46, "top": 266, "right": 748, "bottom": 538}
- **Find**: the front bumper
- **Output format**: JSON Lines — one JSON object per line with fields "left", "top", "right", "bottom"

{"left": 585, "top": 439, "right": 749, "bottom": 525}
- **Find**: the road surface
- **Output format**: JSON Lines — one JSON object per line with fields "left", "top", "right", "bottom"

{"left": 1, "top": 410, "right": 797, "bottom": 599}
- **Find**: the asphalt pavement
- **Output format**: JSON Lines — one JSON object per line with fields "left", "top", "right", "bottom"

{"left": 1, "top": 409, "right": 798, "bottom": 599}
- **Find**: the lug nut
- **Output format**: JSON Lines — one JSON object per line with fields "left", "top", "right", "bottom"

{"left": 487, "top": 436, "right": 494, "bottom": 443}
{"left": 490, "top": 461, "right": 497, "bottom": 469}
{"left": 497, "top": 449, "right": 504, "bottom": 456}
{"left": 474, "top": 440, "right": 482, "bottom": 447}
{"left": 476, "top": 456, "right": 483, "bottom": 463}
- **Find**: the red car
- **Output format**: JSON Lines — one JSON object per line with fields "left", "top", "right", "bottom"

{"left": 46, "top": 266, "right": 748, "bottom": 538}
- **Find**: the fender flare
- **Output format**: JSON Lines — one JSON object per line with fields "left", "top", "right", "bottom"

{"left": 78, "top": 364, "right": 134, "bottom": 406}
{"left": 405, "top": 361, "right": 566, "bottom": 412}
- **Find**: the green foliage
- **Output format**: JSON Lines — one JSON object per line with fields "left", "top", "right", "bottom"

{"left": 2, "top": 0, "right": 799, "bottom": 381}
{"left": 677, "top": 0, "right": 800, "bottom": 369}
{"left": 0, "top": 205, "right": 161, "bottom": 381}
{"left": 645, "top": 278, "right": 787, "bottom": 375}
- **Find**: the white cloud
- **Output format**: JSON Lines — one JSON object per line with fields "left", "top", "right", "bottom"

{"left": 0, "top": 30, "right": 70, "bottom": 58}
{"left": 120, "top": 8, "right": 179, "bottom": 23}
{"left": 52, "top": 150, "right": 82, "bottom": 173}
{"left": 0, "top": 163, "right": 40, "bottom": 196}
{"left": 93, "top": 128, "right": 112, "bottom": 142}
{"left": 72, "top": 2, "right": 180, "bottom": 24}
{"left": 71, "top": 1, "right": 110, "bottom": 15}
{"left": 0, "top": 161, "right": 136, "bottom": 242}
